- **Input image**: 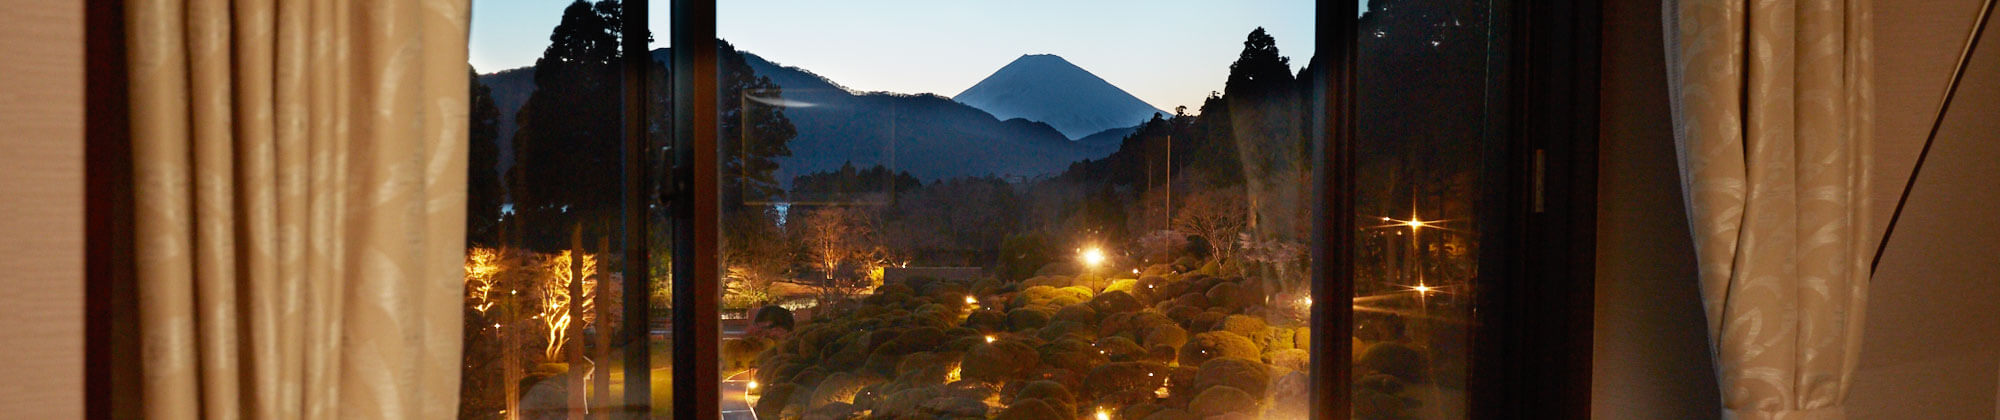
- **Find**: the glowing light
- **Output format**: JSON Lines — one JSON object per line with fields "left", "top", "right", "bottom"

{"left": 1132, "top": 268, "right": 1141, "bottom": 275}
{"left": 1155, "top": 386, "right": 1170, "bottom": 398}
{"left": 1413, "top": 284, "right": 1433, "bottom": 294}
{"left": 965, "top": 295, "right": 979, "bottom": 305}
{"left": 747, "top": 381, "right": 759, "bottom": 390}
{"left": 1096, "top": 409, "right": 1112, "bottom": 420}
{"left": 493, "top": 323, "right": 501, "bottom": 329}
{"left": 1080, "top": 247, "right": 1108, "bottom": 267}
{"left": 1302, "top": 296, "right": 1314, "bottom": 306}
{"left": 984, "top": 335, "right": 996, "bottom": 343}
{"left": 1405, "top": 219, "right": 1427, "bottom": 229}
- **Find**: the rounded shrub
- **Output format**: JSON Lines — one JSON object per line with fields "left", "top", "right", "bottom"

{"left": 1359, "top": 342, "right": 1425, "bottom": 383}
{"left": 1188, "top": 311, "right": 1228, "bottom": 333}
{"left": 1205, "top": 282, "right": 1250, "bottom": 311}
{"left": 875, "top": 386, "right": 943, "bottom": 417}
{"left": 1037, "top": 320, "right": 1096, "bottom": 342}
{"left": 754, "top": 382, "right": 800, "bottom": 419}
{"left": 1095, "top": 336, "right": 1146, "bottom": 361}
{"left": 1267, "top": 348, "right": 1310, "bottom": 374}
{"left": 1142, "top": 408, "right": 1199, "bottom": 420}
{"left": 1010, "top": 379, "right": 1074, "bottom": 408}
{"left": 1187, "top": 385, "right": 1259, "bottom": 417}
{"left": 1021, "top": 275, "right": 1073, "bottom": 289}
{"left": 1141, "top": 324, "right": 1189, "bottom": 352}
{"left": 994, "top": 398, "right": 1068, "bottom": 420}
{"left": 1089, "top": 290, "right": 1144, "bottom": 314}
{"left": 918, "top": 396, "right": 990, "bottom": 417}
{"left": 1217, "top": 315, "right": 1267, "bottom": 339}
{"left": 1007, "top": 307, "right": 1053, "bottom": 331}
{"left": 1192, "top": 357, "right": 1270, "bottom": 398}
{"left": 1179, "top": 331, "right": 1260, "bottom": 366}
{"left": 963, "top": 309, "right": 1008, "bottom": 331}
{"left": 962, "top": 340, "right": 1038, "bottom": 383}
{"left": 1055, "top": 303, "right": 1098, "bottom": 325}
{"left": 1037, "top": 337, "right": 1108, "bottom": 372}
{"left": 753, "top": 305, "right": 795, "bottom": 332}
{"left": 1082, "top": 361, "right": 1167, "bottom": 401}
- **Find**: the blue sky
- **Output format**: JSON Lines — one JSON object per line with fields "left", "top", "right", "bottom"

{"left": 470, "top": 1, "right": 1329, "bottom": 112}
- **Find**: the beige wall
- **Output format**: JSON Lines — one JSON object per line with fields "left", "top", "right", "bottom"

{"left": 0, "top": 0, "right": 84, "bottom": 418}
{"left": 1852, "top": 0, "right": 2000, "bottom": 418}
{"left": 1594, "top": 0, "right": 2000, "bottom": 418}
{"left": 1592, "top": 0, "right": 1722, "bottom": 418}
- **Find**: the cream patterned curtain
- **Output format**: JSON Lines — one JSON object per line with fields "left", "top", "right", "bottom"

{"left": 126, "top": 0, "right": 470, "bottom": 418}
{"left": 1665, "top": 0, "right": 1873, "bottom": 419}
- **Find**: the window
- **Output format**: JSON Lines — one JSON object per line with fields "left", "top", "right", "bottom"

{"left": 714, "top": 3, "right": 1318, "bottom": 419}
{"left": 461, "top": 0, "right": 1596, "bottom": 418}
{"left": 461, "top": 1, "right": 660, "bottom": 417}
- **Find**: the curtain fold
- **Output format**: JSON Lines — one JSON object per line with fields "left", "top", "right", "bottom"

{"left": 1664, "top": 0, "right": 1873, "bottom": 419}
{"left": 126, "top": 0, "right": 470, "bottom": 418}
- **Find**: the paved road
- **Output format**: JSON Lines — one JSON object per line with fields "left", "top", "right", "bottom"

{"left": 721, "top": 369, "right": 758, "bottom": 420}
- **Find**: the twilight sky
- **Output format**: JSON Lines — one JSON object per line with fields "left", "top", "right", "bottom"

{"left": 470, "top": 0, "right": 1333, "bottom": 113}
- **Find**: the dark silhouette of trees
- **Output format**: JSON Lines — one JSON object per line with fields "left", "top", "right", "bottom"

{"left": 468, "top": 68, "right": 503, "bottom": 247}
{"left": 789, "top": 162, "right": 920, "bottom": 204}
{"left": 510, "top": 0, "right": 626, "bottom": 250}
{"left": 1223, "top": 27, "right": 1308, "bottom": 245}
{"left": 719, "top": 38, "right": 797, "bottom": 208}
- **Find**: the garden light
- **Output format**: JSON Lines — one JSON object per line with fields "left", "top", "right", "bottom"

{"left": 747, "top": 381, "right": 759, "bottom": 390}
{"left": 984, "top": 335, "right": 996, "bottom": 343}
{"left": 965, "top": 295, "right": 978, "bottom": 305}
{"left": 1080, "top": 247, "right": 1107, "bottom": 267}
{"left": 1096, "top": 409, "right": 1111, "bottom": 420}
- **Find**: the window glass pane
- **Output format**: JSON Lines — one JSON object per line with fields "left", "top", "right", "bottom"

{"left": 1352, "top": 1, "right": 1501, "bottom": 419}
{"left": 463, "top": 0, "right": 658, "bottom": 417}
{"left": 718, "top": 2, "right": 1319, "bottom": 418}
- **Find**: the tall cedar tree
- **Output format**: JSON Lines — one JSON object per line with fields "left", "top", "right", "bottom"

{"left": 511, "top": 0, "right": 624, "bottom": 250}
{"left": 468, "top": 68, "right": 503, "bottom": 247}
{"left": 1224, "top": 27, "right": 1308, "bottom": 242}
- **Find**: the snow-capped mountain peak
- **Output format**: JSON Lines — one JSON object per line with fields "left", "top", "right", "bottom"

{"left": 953, "top": 54, "right": 1165, "bottom": 139}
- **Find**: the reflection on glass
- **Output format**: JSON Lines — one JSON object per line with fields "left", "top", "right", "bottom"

{"left": 461, "top": 0, "right": 657, "bottom": 418}
{"left": 1352, "top": 1, "right": 1498, "bottom": 419}
{"left": 719, "top": 3, "right": 1318, "bottom": 418}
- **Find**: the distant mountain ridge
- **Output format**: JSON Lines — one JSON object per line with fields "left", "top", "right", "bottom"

{"left": 953, "top": 54, "right": 1166, "bottom": 139}
{"left": 475, "top": 48, "right": 1135, "bottom": 186}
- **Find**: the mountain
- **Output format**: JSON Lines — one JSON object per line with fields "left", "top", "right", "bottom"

{"left": 476, "top": 48, "right": 1137, "bottom": 188}
{"left": 953, "top": 54, "right": 1166, "bottom": 139}
{"left": 686, "top": 48, "right": 1128, "bottom": 184}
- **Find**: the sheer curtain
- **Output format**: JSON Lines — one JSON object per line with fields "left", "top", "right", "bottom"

{"left": 125, "top": 0, "right": 470, "bottom": 418}
{"left": 1664, "top": 0, "right": 1874, "bottom": 419}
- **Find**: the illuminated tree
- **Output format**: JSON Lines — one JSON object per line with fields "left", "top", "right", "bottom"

{"left": 793, "top": 206, "right": 873, "bottom": 299}
{"left": 465, "top": 247, "right": 504, "bottom": 315}
{"left": 1174, "top": 187, "right": 1248, "bottom": 268}
{"left": 536, "top": 250, "right": 596, "bottom": 362}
